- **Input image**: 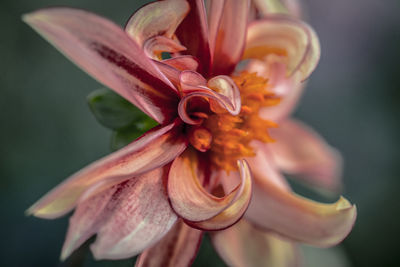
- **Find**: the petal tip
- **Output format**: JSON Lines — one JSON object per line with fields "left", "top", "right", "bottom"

{"left": 336, "top": 196, "right": 353, "bottom": 211}
{"left": 60, "top": 248, "right": 71, "bottom": 262}
{"left": 25, "top": 203, "right": 42, "bottom": 218}
{"left": 21, "top": 13, "right": 32, "bottom": 23}
{"left": 22, "top": 9, "right": 49, "bottom": 25}
{"left": 24, "top": 202, "right": 65, "bottom": 219}
{"left": 24, "top": 207, "right": 33, "bottom": 217}
{"left": 324, "top": 196, "right": 357, "bottom": 248}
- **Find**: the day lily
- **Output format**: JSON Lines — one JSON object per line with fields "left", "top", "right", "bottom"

{"left": 24, "top": 0, "right": 356, "bottom": 266}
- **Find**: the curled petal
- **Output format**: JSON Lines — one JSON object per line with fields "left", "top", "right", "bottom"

{"left": 176, "top": 0, "right": 211, "bottom": 75}
{"left": 186, "top": 160, "right": 252, "bottom": 231}
{"left": 168, "top": 150, "right": 250, "bottom": 222}
{"left": 135, "top": 220, "right": 203, "bottom": 267}
{"left": 178, "top": 71, "right": 241, "bottom": 124}
{"left": 125, "top": 0, "right": 189, "bottom": 46}
{"left": 153, "top": 61, "right": 182, "bottom": 87}
{"left": 212, "top": 219, "right": 301, "bottom": 267}
{"left": 27, "top": 121, "right": 187, "bottom": 219}
{"left": 245, "top": 157, "right": 356, "bottom": 247}
{"left": 268, "top": 119, "right": 343, "bottom": 192}
{"left": 144, "top": 36, "right": 186, "bottom": 60}
{"left": 90, "top": 167, "right": 177, "bottom": 260}
{"left": 244, "top": 15, "right": 320, "bottom": 81}
{"left": 211, "top": 0, "right": 250, "bottom": 75}
{"left": 207, "top": 75, "right": 242, "bottom": 114}
{"left": 23, "top": 8, "right": 179, "bottom": 124}
{"left": 162, "top": 55, "right": 199, "bottom": 71}
{"left": 180, "top": 70, "right": 208, "bottom": 90}
{"left": 151, "top": 56, "right": 200, "bottom": 91}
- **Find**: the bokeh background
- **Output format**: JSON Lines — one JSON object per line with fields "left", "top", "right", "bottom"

{"left": 1, "top": 0, "right": 399, "bottom": 266}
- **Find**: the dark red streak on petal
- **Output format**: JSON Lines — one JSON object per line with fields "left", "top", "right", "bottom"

{"left": 90, "top": 42, "right": 179, "bottom": 118}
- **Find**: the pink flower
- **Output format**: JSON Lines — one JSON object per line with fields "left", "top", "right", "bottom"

{"left": 24, "top": 0, "right": 356, "bottom": 266}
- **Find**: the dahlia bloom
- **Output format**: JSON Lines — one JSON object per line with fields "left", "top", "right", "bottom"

{"left": 24, "top": 0, "right": 356, "bottom": 266}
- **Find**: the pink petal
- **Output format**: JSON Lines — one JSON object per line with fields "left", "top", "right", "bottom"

{"left": 207, "top": 75, "right": 242, "bottom": 115}
{"left": 205, "top": 0, "right": 225, "bottom": 60}
{"left": 212, "top": 219, "right": 301, "bottom": 267}
{"left": 210, "top": 0, "right": 250, "bottom": 75}
{"left": 176, "top": 0, "right": 212, "bottom": 75}
{"left": 153, "top": 61, "right": 182, "bottom": 87}
{"left": 246, "top": 142, "right": 290, "bottom": 191}
{"left": 135, "top": 220, "right": 203, "bottom": 267}
{"left": 168, "top": 150, "right": 251, "bottom": 222}
{"left": 153, "top": 56, "right": 201, "bottom": 88}
{"left": 90, "top": 167, "right": 178, "bottom": 260}
{"left": 268, "top": 119, "right": 343, "bottom": 192}
{"left": 178, "top": 71, "right": 241, "bottom": 124}
{"left": 253, "top": 0, "right": 302, "bottom": 18}
{"left": 245, "top": 155, "right": 356, "bottom": 247}
{"left": 244, "top": 58, "right": 306, "bottom": 124}
{"left": 162, "top": 56, "right": 199, "bottom": 71}
{"left": 185, "top": 160, "right": 253, "bottom": 231}
{"left": 244, "top": 15, "right": 320, "bottom": 81}
{"left": 244, "top": 57, "right": 304, "bottom": 122}
{"left": 125, "top": 0, "right": 189, "bottom": 47}
{"left": 180, "top": 70, "right": 208, "bottom": 89}
{"left": 23, "top": 8, "right": 179, "bottom": 124}
{"left": 61, "top": 184, "right": 118, "bottom": 260}
{"left": 27, "top": 121, "right": 187, "bottom": 219}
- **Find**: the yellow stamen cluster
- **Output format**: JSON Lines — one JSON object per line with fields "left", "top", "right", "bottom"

{"left": 204, "top": 71, "right": 280, "bottom": 171}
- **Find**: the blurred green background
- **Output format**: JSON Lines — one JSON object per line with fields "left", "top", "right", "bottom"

{"left": 1, "top": 0, "right": 399, "bottom": 266}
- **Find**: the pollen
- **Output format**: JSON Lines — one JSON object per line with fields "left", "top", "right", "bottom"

{"left": 204, "top": 71, "right": 280, "bottom": 171}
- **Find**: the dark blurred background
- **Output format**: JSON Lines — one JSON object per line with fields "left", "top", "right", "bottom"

{"left": 1, "top": 0, "right": 399, "bottom": 266}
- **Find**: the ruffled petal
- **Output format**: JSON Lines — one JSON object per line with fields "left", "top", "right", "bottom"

{"left": 90, "top": 167, "right": 178, "bottom": 260}
{"left": 178, "top": 71, "right": 241, "bottom": 124}
{"left": 125, "top": 0, "right": 189, "bottom": 47}
{"left": 245, "top": 156, "right": 356, "bottom": 247}
{"left": 185, "top": 160, "right": 252, "bottom": 231}
{"left": 23, "top": 8, "right": 179, "bottom": 124}
{"left": 268, "top": 119, "right": 343, "bottom": 192}
{"left": 176, "top": 0, "right": 211, "bottom": 75}
{"left": 153, "top": 57, "right": 201, "bottom": 88}
{"left": 168, "top": 150, "right": 251, "bottom": 222}
{"left": 244, "top": 15, "right": 320, "bottom": 81}
{"left": 211, "top": 0, "right": 250, "bottom": 75}
{"left": 27, "top": 121, "right": 187, "bottom": 219}
{"left": 212, "top": 219, "right": 301, "bottom": 267}
{"left": 153, "top": 61, "right": 182, "bottom": 87}
{"left": 162, "top": 56, "right": 199, "bottom": 71}
{"left": 135, "top": 220, "right": 203, "bottom": 267}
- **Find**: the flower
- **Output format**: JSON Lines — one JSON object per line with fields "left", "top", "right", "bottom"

{"left": 24, "top": 0, "right": 356, "bottom": 266}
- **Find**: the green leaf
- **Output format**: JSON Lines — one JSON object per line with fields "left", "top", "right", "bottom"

{"left": 87, "top": 88, "right": 145, "bottom": 130}
{"left": 88, "top": 88, "right": 158, "bottom": 150}
{"left": 110, "top": 119, "right": 158, "bottom": 151}
{"left": 110, "top": 126, "right": 145, "bottom": 151}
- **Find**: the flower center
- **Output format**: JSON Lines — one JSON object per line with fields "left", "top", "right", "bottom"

{"left": 201, "top": 71, "right": 280, "bottom": 171}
